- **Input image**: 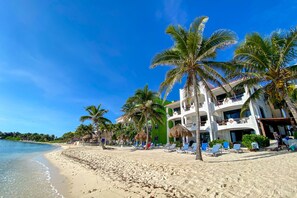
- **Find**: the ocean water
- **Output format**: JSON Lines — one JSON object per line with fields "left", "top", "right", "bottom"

{"left": 0, "top": 140, "right": 64, "bottom": 198}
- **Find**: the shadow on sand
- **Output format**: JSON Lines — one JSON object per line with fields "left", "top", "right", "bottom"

{"left": 205, "top": 150, "right": 294, "bottom": 163}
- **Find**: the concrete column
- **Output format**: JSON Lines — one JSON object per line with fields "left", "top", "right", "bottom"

{"left": 205, "top": 92, "right": 214, "bottom": 141}
{"left": 245, "top": 86, "right": 261, "bottom": 135}
{"left": 166, "top": 108, "right": 169, "bottom": 143}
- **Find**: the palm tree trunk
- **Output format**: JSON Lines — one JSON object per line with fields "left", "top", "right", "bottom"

{"left": 95, "top": 124, "right": 105, "bottom": 150}
{"left": 145, "top": 115, "right": 149, "bottom": 149}
{"left": 192, "top": 75, "right": 203, "bottom": 161}
{"left": 284, "top": 94, "right": 297, "bottom": 128}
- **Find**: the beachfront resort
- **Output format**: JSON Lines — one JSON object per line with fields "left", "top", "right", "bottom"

{"left": 2, "top": 1, "right": 297, "bottom": 197}
{"left": 44, "top": 16, "right": 297, "bottom": 197}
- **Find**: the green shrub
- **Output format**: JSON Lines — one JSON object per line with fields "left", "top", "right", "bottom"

{"left": 169, "top": 137, "right": 174, "bottom": 143}
{"left": 168, "top": 121, "right": 174, "bottom": 129}
{"left": 242, "top": 134, "right": 270, "bottom": 150}
{"left": 209, "top": 139, "right": 229, "bottom": 147}
{"left": 294, "top": 131, "right": 297, "bottom": 139}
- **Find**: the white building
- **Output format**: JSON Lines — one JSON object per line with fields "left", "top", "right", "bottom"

{"left": 165, "top": 79, "right": 286, "bottom": 143}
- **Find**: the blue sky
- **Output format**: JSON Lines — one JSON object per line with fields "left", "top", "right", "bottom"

{"left": 0, "top": 0, "right": 297, "bottom": 137}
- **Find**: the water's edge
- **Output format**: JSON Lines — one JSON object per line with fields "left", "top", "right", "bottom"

{"left": 42, "top": 147, "right": 70, "bottom": 198}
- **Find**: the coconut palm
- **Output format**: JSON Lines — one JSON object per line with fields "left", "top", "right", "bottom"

{"left": 80, "top": 104, "right": 111, "bottom": 149}
{"left": 231, "top": 29, "right": 297, "bottom": 121}
{"left": 127, "top": 85, "right": 165, "bottom": 149}
{"left": 151, "top": 16, "right": 237, "bottom": 160}
{"left": 122, "top": 97, "right": 144, "bottom": 131}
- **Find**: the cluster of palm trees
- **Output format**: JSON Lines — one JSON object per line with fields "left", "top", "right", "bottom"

{"left": 150, "top": 16, "right": 297, "bottom": 161}
{"left": 78, "top": 89, "right": 165, "bottom": 149}
{"left": 121, "top": 85, "right": 165, "bottom": 149}
{"left": 80, "top": 104, "right": 112, "bottom": 149}
{"left": 76, "top": 16, "right": 297, "bottom": 161}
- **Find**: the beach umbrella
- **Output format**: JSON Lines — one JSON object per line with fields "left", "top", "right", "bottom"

{"left": 139, "top": 131, "right": 147, "bottom": 141}
{"left": 134, "top": 133, "right": 141, "bottom": 141}
{"left": 82, "top": 134, "right": 92, "bottom": 142}
{"left": 169, "top": 124, "right": 192, "bottom": 138}
{"left": 134, "top": 131, "right": 151, "bottom": 142}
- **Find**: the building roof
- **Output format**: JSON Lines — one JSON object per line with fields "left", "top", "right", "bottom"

{"left": 257, "top": 117, "right": 295, "bottom": 125}
{"left": 165, "top": 101, "right": 180, "bottom": 108}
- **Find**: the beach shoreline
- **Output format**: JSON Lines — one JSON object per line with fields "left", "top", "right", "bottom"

{"left": 42, "top": 146, "right": 69, "bottom": 198}
{"left": 45, "top": 145, "right": 297, "bottom": 198}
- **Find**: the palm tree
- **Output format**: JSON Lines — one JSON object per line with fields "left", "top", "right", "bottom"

{"left": 80, "top": 104, "right": 111, "bottom": 149}
{"left": 122, "top": 97, "right": 143, "bottom": 131}
{"left": 125, "top": 85, "right": 165, "bottom": 149}
{"left": 231, "top": 30, "right": 297, "bottom": 122}
{"left": 151, "top": 16, "right": 237, "bottom": 160}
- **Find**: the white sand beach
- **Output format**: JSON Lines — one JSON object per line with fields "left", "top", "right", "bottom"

{"left": 45, "top": 146, "right": 297, "bottom": 198}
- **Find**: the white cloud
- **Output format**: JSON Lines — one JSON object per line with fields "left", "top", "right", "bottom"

{"left": 0, "top": 55, "right": 73, "bottom": 97}
{"left": 156, "top": 0, "right": 188, "bottom": 25}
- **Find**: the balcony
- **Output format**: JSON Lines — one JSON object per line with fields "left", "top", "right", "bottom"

{"left": 183, "top": 102, "right": 207, "bottom": 116}
{"left": 184, "top": 121, "right": 208, "bottom": 131}
{"left": 217, "top": 117, "right": 255, "bottom": 131}
{"left": 167, "top": 111, "right": 182, "bottom": 121}
{"left": 214, "top": 93, "right": 248, "bottom": 111}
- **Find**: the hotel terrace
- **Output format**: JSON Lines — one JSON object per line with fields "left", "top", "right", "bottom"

{"left": 165, "top": 79, "right": 293, "bottom": 144}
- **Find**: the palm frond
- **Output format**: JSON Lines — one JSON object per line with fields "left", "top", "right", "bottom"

{"left": 150, "top": 49, "right": 182, "bottom": 68}
{"left": 165, "top": 25, "right": 188, "bottom": 56}
{"left": 189, "top": 16, "right": 209, "bottom": 35}
{"left": 197, "top": 29, "right": 237, "bottom": 61}
{"left": 240, "top": 88, "right": 264, "bottom": 117}
{"left": 159, "top": 68, "right": 183, "bottom": 100}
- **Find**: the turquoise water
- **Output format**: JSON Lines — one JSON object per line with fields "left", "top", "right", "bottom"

{"left": 0, "top": 140, "right": 64, "bottom": 198}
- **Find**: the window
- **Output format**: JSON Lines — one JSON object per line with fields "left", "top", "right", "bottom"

{"left": 174, "top": 120, "right": 181, "bottom": 125}
{"left": 216, "top": 93, "right": 227, "bottom": 102}
{"left": 224, "top": 109, "right": 251, "bottom": 119}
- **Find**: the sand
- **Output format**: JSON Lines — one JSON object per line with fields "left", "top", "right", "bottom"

{"left": 45, "top": 145, "right": 297, "bottom": 198}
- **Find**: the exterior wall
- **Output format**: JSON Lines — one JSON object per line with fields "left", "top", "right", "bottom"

{"left": 217, "top": 130, "right": 231, "bottom": 141}
{"left": 151, "top": 116, "right": 168, "bottom": 145}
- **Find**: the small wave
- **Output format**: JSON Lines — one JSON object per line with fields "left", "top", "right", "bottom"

{"left": 35, "top": 160, "right": 64, "bottom": 198}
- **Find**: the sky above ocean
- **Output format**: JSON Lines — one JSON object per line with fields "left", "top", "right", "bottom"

{"left": 0, "top": 0, "right": 296, "bottom": 137}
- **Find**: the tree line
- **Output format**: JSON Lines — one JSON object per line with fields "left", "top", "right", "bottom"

{"left": 0, "top": 131, "right": 56, "bottom": 142}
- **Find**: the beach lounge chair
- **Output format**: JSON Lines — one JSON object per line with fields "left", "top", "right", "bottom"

{"left": 150, "top": 143, "right": 155, "bottom": 149}
{"left": 288, "top": 139, "right": 297, "bottom": 151}
{"left": 164, "top": 144, "right": 176, "bottom": 152}
{"left": 205, "top": 145, "right": 221, "bottom": 156}
{"left": 230, "top": 144, "right": 243, "bottom": 153}
{"left": 186, "top": 143, "right": 197, "bottom": 154}
{"left": 201, "top": 143, "right": 209, "bottom": 152}
{"left": 177, "top": 143, "right": 189, "bottom": 153}
{"left": 144, "top": 143, "right": 152, "bottom": 150}
{"left": 223, "top": 141, "right": 230, "bottom": 150}
{"left": 163, "top": 143, "right": 171, "bottom": 149}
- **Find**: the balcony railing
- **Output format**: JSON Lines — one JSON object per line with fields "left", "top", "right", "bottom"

{"left": 217, "top": 117, "right": 249, "bottom": 125}
{"left": 215, "top": 94, "right": 244, "bottom": 106}
{"left": 185, "top": 121, "right": 207, "bottom": 128}
{"left": 183, "top": 103, "right": 203, "bottom": 111}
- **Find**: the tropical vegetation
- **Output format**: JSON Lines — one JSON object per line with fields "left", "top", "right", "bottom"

{"left": 80, "top": 104, "right": 111, "bottom": 149}
{"left": 0, "top": 131, "right": 56, "bottom": 142}
{"left": 122, "top": 85, "right": 165, "bottom": 149}
{"left": 230, "top": 29, "right": 297, "bottom": 121}
{"left": 151, "top": 16, "right": 237, "bottom": 160}
{"left": 242, "top": 134, "right": 270, "bottom": 150}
